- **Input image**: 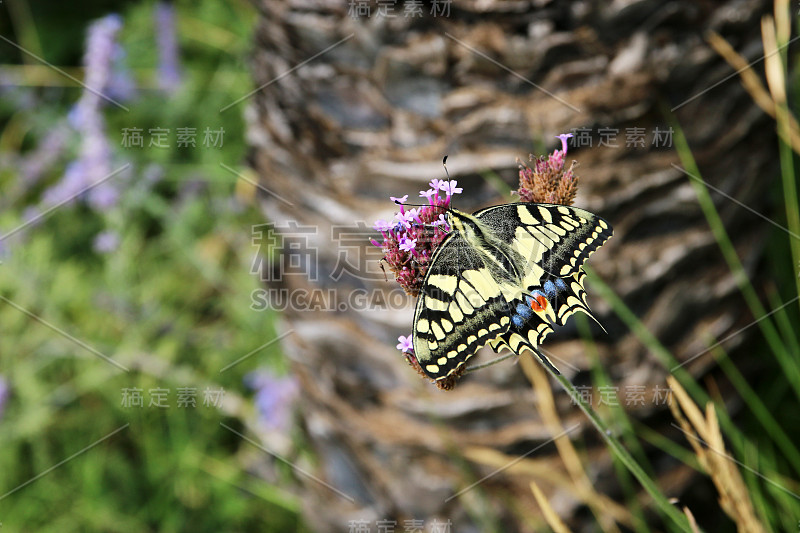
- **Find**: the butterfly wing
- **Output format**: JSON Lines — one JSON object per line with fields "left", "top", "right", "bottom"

{"left": 474, "top": 203, "right": 613, "bottom": 369}
{"left": 411, "top": 230, "right": 513, "bottom": 380}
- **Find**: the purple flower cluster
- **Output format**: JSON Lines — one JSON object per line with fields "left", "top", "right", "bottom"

{"left": 371, "top": 178, "right": 462, "bottom": 297}
{"left": 244, "top": 370, "right": 299, "bottom": 432}
{"left": 372, "top": 179, "right": 464, "bottom": 384}
{"left": 516, "top": 133, "right": 579, "bottom": 205}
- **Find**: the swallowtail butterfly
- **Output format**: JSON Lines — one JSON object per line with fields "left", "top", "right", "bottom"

{"left": 412, "top": 202, "right": 612, "bottom": 383}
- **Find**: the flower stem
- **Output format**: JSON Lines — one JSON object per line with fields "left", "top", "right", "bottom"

{"left": 545, "top": 365, "right": 693, "bottom": 532}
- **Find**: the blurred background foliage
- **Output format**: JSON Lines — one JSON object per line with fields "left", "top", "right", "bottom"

{"left": 0, "top": 1, "right": 307, "bottom": 531}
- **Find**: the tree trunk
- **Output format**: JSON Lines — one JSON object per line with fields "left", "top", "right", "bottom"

{"left": 246, "top": 1, "right": 776, "bottom": 530}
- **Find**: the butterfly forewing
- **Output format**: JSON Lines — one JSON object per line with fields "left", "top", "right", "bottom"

{"left": 474, "top": 204, "right": 610, "bottom": 285}
{"left": 412, "top": 232, "right": 512, "bottom": 379}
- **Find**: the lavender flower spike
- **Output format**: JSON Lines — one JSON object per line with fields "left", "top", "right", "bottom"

{"left": 0, "top": 376, "right": 9, "bottom": 420}
{"left": 45, "top": 14, "right": 126, "bottom": 211}
{"left": 155, "top": 2, "right": 182, "bottom": 93}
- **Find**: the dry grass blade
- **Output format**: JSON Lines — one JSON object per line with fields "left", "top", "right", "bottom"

{"left": 683, "top": 506, "right": 701, "bottom": 533}
{"left": 461, "top": 447, "right": 573, "bottom": 487}
{"left": 667, "top": 377, "right": 767, "bottom": 533}
{"left": 762, "top": 16, "right": 786, "bottom": 104}
{"left": 462, "top": 446, "right": 632, "bottom": 517}
{"left": 705, "top": 28, "right": 800, "bottom": 153}
{"left": 531, "top": 481, "right": 571, "bottom": 533}
{"left": 521, "top": 356, "right": 632, "bottom": 532}
{"left": 775, "top": 0, "right": 790, "bottom": 44}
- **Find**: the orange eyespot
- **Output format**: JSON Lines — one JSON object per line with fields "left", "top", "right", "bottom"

{"left": 530, "top": 294, "right": 548, "bottom": 312}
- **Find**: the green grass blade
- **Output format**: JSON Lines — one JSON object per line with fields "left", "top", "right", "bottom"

{"left": 669, "top": 117, "right": 800, "bottom": 402}
{"left": 547, "top": 367, "right": 694, "bottom": 532}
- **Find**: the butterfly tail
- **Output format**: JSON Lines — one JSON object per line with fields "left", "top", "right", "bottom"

{"left": 528, "top": 344, "right": 561, "bottom": 375}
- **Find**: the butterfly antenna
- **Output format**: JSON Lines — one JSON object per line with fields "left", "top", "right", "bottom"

{"left": 395, "top": 200, "right": 437, "bottom": 209}
{"left": 391, "top": 155, "right": 455, "bottom": 218}
{"left": 441, "top": 155, "right": 456, "bottom": 216}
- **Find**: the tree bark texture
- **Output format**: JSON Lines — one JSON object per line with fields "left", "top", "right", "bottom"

{"left": 246, "top": 1, "right": 777, "bottom": 530}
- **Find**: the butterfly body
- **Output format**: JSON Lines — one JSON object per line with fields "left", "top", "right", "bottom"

{"left": 411, "top": 203, "right": 613, "bottom": 382}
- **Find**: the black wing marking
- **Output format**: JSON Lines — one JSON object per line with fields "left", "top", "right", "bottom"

{"left": 473, "top": 203, "right": 613, "bottom": 288}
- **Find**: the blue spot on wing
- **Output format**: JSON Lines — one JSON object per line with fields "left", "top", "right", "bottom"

{"left": 516, "top": 302, "right": 532, "bottom": 319}
{"left": 543, "top": 280, "right": 557, "bottom": 299}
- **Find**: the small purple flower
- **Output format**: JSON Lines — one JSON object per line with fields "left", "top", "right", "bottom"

{"left": 43, "top": 161, "right": 87, "bottom": 206}
{"left": 396, "top": 335, "right": 413, "bottom": 352}
{"left": 373, "top": 219, "right": 392, "bottom": 232}
{"left": 399, "top": 236, "right": 417, "bottom": 252}
{"left": 395, "top": 210, "right": 416, "bottom": 228}
{"left": 441, "top": 180, "right": 463, "bottom": 196}
{"left": 20, "top": 124, "right": 69, "bottom": 187}
{"left": 429, "top": 178, "right": 443, "bottom": 190}
{"left": 420, "top": 189, "right": 437, "bottom": 203}
{"left": 556, "top": 133, "right": 573, "bottom": 154}
{"left": 88, "top": 183, "right": 120, "bottom": 210}
{"left": 0, "top": 376, "right": 9, "bottom": 420}
{"left": 432, "top": 213, "right": 448, "bottom": 227}
{"left": 244, "top": 370, "right": 299, "bottom": 432}
{"left": 93, "top": 230, "right": 120, "bottom": 253}
{"left": 390, "top": 195, "right": 409, "bottom": 204}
